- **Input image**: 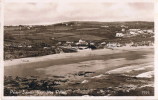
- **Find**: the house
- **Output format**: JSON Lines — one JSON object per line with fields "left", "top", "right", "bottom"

{"left": 106, "top": 43, "right": 116, "bottom": 48}
{"left": 99, "top": 42, "right": 106, "bottom": 48}
{"left": 121, "top": 28, "right": 126, "bottom": 32}
{"left": 66, "top": 41, "right": 73, "bottom": 44}
{"left": 101, "top": 25, "right": 109, "bottom": 28}
{"left": 121, "top": 25, "right": 128, "bottom": 28}
{"left": 18, "top": 45, "right": 23, "bottom": 48}
{"left": 129, "top": 29, "right": 141, "bottom": 31}
{"left": 27, "top": 45, "right": 32, "bottom": 48}
{"left": 27, "top": 26, "right": 32, "bottom": 30}
{"left": 137, "top": 30, "right": 144, "bottom": 34}
{"left": 143, "top": 30, "right": 147, "bottom": 33}
{"left": 101, "top": 42, "right": 106, "bottom": 45}
{"left": 129, "top": 31, "right": 138, "bottom": 35}
{"left": 106, "top": 42, "right": 121, "bottom": 48}
{"left": 116, "top": 33, "right": 124, "bottom": 37}
{"left": 147, "top": 29, "right": 154, "bottom": 34}
{"left": 76, "top": 39, "right": 88, "bottom": 46}
{"left": 90, "top": 42, "right": 95, "bottom": 45}
{"left": 43, "top": 47, "right": 49, "bottom": 49}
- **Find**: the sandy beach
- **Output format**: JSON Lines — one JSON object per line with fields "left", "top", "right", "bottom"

{"left": 5, "top": 46, "right": 153, "bottom": 67}
{"left": 4, "top": 46, "right": 154, "bottom": 96}
{"left": 4, "top": 46, "right": 154, "bottom": 78}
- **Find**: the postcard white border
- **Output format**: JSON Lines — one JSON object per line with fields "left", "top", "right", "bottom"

{"left": 1, "top": 0, "right": 157, "bottom": 100}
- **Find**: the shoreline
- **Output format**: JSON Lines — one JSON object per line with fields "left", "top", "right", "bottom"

{"left": 4, "top": 46, "right": 154, "bottom": 96}
{"left": 5, "top": 46, "right": 154, "bottom": 67}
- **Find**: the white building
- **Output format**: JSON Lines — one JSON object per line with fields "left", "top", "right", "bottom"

{"left": 122, "top": 28, "right": 126, "bottom": 32}
{"left": 129, "top": 29, "right": 141, "bottom": 31}
{"left": 147, "top": 29, "right": 154, "bottom": 34}
{"left": 27, "top": 45, "right": 32, "bottom": 48}
{"left": 106, "top": 42, "right": 121, "bottom": 48}
{"left": 137, "top": 30, "right": 144, "bottom": 34}
{"left": 116, "top": 33, "right": 124, "bottom": 37}
{"left": 101, "top": 25, "right": 109, "bottom": 28}
{"left": 66, "top": 41, "right": 73, "bottom": 44}
{"left": 101, "top": 42, "right": 106, "bottom": 45}
{"left": 129, "top": 31, "right": 138, "bottom": 35}
{"left": 76, "top": 39, "right": 88, "bottom": 45}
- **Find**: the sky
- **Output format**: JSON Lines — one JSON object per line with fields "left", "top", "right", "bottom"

{"left": 5, "top": 2, "right": 154, "bottom": 25}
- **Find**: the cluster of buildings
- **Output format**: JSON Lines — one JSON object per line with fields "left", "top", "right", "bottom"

{"left": 115, "top": 27, "right": 154, "bottom": 38}
{"left": 59, "top": 39, "right": 96, "bottom": 52}
{"left": 59, "top": 38, "right": 154, "bottom": 52}
{"left": 103, "top": 41, "right": 154, "bottom": 48}
{"left": 5, "top": 37, "right": 154, "bottom": 53}
{"left": 4, "top": 41, "right": 33, "bottom": 49}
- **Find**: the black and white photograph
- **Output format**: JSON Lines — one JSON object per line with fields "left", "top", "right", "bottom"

{"left": 3, "top": 1, "right": 155, "bottom": 97}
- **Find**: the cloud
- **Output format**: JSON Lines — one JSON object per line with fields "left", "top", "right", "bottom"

{"left": 4, "top": 2, "right": 154, "bottom": 25}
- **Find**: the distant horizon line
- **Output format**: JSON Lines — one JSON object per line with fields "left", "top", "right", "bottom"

{"left": 5, "top": 20, "right": 154, "bottom": 26}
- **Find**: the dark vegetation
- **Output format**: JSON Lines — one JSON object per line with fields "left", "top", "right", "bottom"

{"left": 4, "top": 74, "right": 154, "bottom": 96}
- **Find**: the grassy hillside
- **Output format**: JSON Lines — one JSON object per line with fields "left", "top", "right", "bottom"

{"left": 4, "top": 21, "right": 154, "bottom": 59}
{"left": 4, "top": 21, "right": 154, "bottom": 42}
